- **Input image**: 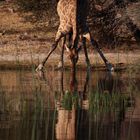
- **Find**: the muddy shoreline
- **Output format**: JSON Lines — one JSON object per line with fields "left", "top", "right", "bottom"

{"left": 0, "top": 52, "right": 139, "bottom": 71}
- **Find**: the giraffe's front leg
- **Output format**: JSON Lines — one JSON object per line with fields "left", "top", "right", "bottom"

{"left": 36, "top": 31, "right": 64, "bottom": 72}
{"left": 83, "top": 32, "right": 114, "bottom": 71}
{"left": 36, "top": 43, "right": 58, "bottom": 72}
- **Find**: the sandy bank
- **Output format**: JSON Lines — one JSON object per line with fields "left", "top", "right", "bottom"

{"left": 0, "top": 52, "right": 139, "bottom": 71}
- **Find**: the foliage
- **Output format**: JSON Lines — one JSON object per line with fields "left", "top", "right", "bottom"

{"left": 15, "top": 0, "right": 57, "bottom": 23}
{"left": 15, "top": 0, "right": 140, "bottom": 46}
{"left": 16, "top": 0, "right": 56, "bottom": 12}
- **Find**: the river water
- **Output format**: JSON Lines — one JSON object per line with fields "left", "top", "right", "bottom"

{"left": 0, "top": 69, "right": 139, "bottom": 140}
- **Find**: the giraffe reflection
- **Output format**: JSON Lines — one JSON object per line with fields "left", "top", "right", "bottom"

{"left": 55, "top": 70, "right": 134, "bottom": 140}
{"left": 55, "top": 68, "right": 90, "bottom": 140}
{"left": 36, "top": 69, "right": 134, "bottom": 140}
{"left": 56, "top": 99, "right": 76, "bottom": 140}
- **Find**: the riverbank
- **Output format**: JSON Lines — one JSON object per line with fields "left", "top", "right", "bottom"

{"left": 0, "top": 51, "right": 139, "bottom": 71}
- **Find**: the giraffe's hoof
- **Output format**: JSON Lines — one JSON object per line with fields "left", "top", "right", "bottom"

{"left": 36, "top": 64, "right": 44, "bottom": 72}
{"left": 106, "top": 62, "right": 114, "bottom": 72}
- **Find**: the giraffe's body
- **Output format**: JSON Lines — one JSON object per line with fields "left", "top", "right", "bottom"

{"left": 36, "top": 0, "right": 114, "bottom": 72}
{"left": 56, "top": 0, "right": 76, "bottom": 39}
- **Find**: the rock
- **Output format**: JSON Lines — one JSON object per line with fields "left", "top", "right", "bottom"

{"left": 18, "top": 32, "right": 30, "bottom": 40}
{"left": 116, "top": 13, "right": 122, "bottom": 19}
{"left": 0, "top": 30, "right": 6, "bottom": 36}
{"left": 94, "top": 5, "right": 103, "bottom": 11}
{"left": 7, "top": 8, "right": 14, "bottom": 13}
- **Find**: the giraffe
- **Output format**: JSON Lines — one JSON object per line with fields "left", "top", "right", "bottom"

{"left": 36, "top": 0, "right": 114, "bottom": 71}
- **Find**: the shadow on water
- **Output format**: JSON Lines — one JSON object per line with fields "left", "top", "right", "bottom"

{"left": 0, "top": 69, "right": 140, "bottom": 140}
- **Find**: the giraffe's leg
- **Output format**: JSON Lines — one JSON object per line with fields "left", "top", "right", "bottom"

{"left": 57, "top": 36, "right": 66, "bottom": 69}
{"left": 72, "top": 35, "right": 79, "bottom": 65}
{"left": 82, "top": 37, "right": 91, "bottom": 68}
{"left": 36, "top": 31, "right": 64, "bottom": 71}
{"left": 70, "top": 61, "right": 78, "bottom": 93}
{"left": 83, "top": 32, "right": 114, "bottom": 71}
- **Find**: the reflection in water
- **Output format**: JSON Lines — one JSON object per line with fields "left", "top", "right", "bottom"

{"left": 0, "top": 69, "right": 139, "bottom": 140}
{"left": 55, "top": 70, "right": 126, "bottom": 140}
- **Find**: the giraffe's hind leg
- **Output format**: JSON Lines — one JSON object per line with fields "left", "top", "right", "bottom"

{"left": 83, "top": 32, "right": 114, "bottom": 71}
{"left": 36, "top": 31, "right": 64, "bottom": 71}
{"left": 82, "top": 37, "right": 91, "bottom": 69}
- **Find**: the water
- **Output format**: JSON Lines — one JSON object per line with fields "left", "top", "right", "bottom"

{"left": 0, "top": 69, "right": 140, "bottom": 140}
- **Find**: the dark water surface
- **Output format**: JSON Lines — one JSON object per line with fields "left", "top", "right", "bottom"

{"left": 0, "top": 69, "right": 140, "bottom": 140}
